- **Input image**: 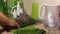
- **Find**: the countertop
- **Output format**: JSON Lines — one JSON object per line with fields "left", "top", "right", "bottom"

{"left": 1, "top": 23, "right": 59, "bottom": 34}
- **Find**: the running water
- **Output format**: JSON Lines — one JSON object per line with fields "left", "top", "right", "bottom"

{"left": 16, "top": 1, "right": 23, "bottom": 16}
{"left": 12, "top": 1, "right": 23, "bottom": 18}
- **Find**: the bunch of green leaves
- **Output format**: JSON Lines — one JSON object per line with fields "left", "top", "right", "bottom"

{"left": 11, "top": 26, "right": 46, "bottom": 34}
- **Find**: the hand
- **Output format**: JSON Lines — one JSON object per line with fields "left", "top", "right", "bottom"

{"left": 8, "top": 19, "right": 20, "bottom": 27}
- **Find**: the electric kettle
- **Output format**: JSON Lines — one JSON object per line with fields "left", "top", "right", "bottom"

{"left": 40, "top": 4, "right": 60, "bottom": 34}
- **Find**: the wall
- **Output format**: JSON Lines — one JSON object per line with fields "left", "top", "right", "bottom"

{"left": 44, "top": 0, "right": 60, "bottom": 6}
{"left": 23, "top": 0, "right": 33, "bottom": 16}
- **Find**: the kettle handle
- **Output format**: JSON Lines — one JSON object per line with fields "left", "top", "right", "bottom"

{"left": 40, "top": 5, "right": 45, "bottom": 19}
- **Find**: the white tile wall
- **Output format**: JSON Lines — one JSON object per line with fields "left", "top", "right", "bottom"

{"left": 23, "top": 0, "right": 33, "bottom": 16}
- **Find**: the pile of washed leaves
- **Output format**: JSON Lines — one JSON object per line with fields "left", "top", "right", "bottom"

{"left": 11, "top": 26, "right": 46, "bottom": 34}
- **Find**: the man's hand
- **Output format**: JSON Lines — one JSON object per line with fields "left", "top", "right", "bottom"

{"left": 0, "top": 12, "right": 19, "bottom": 27}
{"left": 8, "top": 19, "right": 20, "bottom": 27}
